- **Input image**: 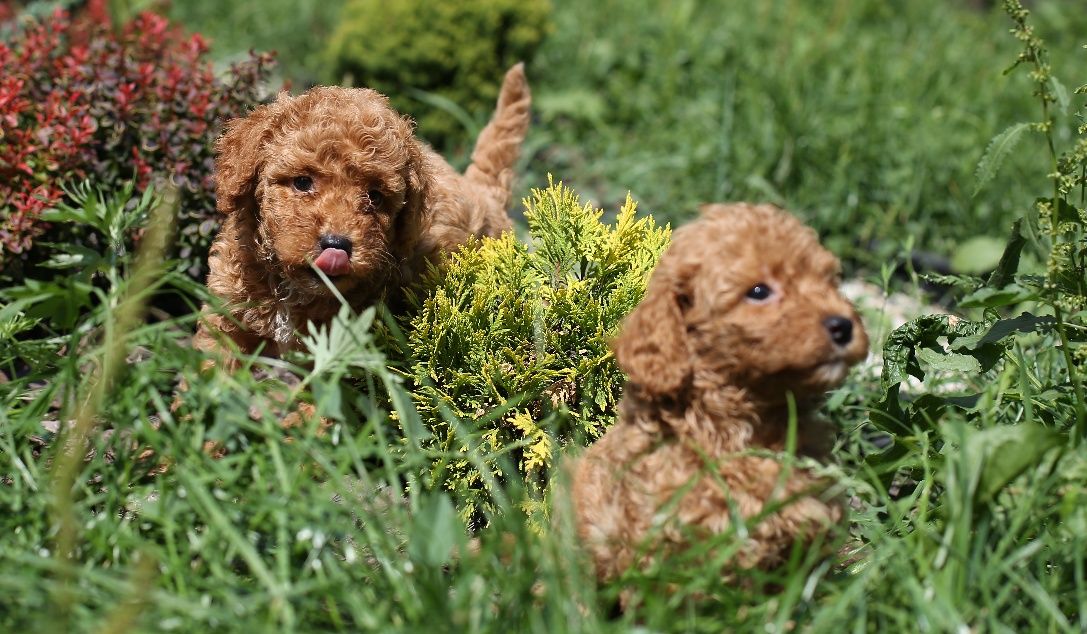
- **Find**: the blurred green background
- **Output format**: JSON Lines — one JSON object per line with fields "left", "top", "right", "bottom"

{"left": 163, "top": 0, "right": 1087, "bottom": 275}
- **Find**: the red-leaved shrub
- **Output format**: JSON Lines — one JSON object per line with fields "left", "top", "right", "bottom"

{"left": 0, "top": 9, "right": 275, "bottom": 280}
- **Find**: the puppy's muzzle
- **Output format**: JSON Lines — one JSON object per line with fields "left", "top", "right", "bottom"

{"left": 315, "top": 234, "right": 353, "bottom": 277}
{"left": 823, "top": 315, "right": 854, "bottom": 347}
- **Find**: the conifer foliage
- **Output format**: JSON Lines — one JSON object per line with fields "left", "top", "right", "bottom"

{"left": 402, "top": 180, "right": 669, "bottom": 516}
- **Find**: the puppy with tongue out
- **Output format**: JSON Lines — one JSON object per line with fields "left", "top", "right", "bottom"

{"left": 192, "top": 64, "right": 533, "bottom": 366}
{"left": 313, "top": 235, "right": 354, "bottom": 279}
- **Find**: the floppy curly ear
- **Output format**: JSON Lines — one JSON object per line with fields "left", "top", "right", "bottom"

{"left": 612, "top": 272, "right": 693, "bottom": 397}
{"left": 391, "top": 139, "right": 434, "bottom": 262}
{"left": 214, "top": 100, "right": 280, "bottom": 216}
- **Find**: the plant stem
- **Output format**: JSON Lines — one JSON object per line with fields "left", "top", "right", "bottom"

{"left": 49, "top": 190, "right": 175, "bottom": 626}
{"left": 1018, "top": 1, "right": 1087, "bottom": 441}
{"left": 1053, "top": 306, "right": 1087, "bottom": 440}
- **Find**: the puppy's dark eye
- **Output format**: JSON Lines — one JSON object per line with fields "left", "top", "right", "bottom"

{"left": 745, "top": 283, "right": 773, "bottom": 302}
{"left": 292, "top": 176, "right": 313, "bottom": 192}
{"left": 367, "top": 189, "right": 384, "bottom": 208}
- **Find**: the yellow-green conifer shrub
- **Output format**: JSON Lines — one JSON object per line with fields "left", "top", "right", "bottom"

{"left": 403, "top": 180, "right": 669, "bottom": 519}
{"left": 326, "top": 0, "right": 551, "bottom": 147}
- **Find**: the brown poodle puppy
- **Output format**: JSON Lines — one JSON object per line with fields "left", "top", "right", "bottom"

{"left": 193, "top": 64, "right": 531, "bottom": 363}
{"left": 571, "top": 203, "right": 868, "bottom": 582}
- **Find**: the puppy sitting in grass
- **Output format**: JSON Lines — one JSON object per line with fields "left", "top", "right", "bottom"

{"left": 193, "top": 65, "right": 530, "bottom": 367}
{"left": 571, "top": 203, "right": 868, "bottom": 582}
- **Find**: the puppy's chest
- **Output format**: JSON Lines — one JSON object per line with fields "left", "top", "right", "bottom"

{"left": 270, "top": 303, "right": 338, "bottom": 351}
{"left": 238, "top": 302, "right": 317, "bottom": 356}
{"left": 272, "top": 304, "right": 297, "bottom": 348}
{"left": 258, "top": 296, "right": 344, "bottom": 352}
{"left": 628, "top": 444, "right": 788, "bottom": 518}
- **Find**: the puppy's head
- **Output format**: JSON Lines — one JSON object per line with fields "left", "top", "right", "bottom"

{"left": 214, "top": 86, "right": 431, "bottom": 300}
{"left": 613, "top": 203, "right": 868, "bottom": 399}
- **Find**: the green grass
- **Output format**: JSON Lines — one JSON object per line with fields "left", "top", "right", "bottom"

{"left": 3, "top": 0, "right": 1087, "bottom": 631}
{"left": 525, "top": 0, "right": 1087, "bottom": 267}
{"left": 2, "top": 310, "right": 1084, "bottom": 631}
{"left": 165, "top": 0, "right": 344, "bottom": 86}
{"left": 2, "top": 178, "right": 1085, "bottom": 633}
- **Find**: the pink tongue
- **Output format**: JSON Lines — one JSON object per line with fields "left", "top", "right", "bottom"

{"left": 314, "top": 248, "right": 351, "bottom": 276}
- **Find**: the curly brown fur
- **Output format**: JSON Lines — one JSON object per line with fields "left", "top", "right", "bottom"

{"left": 193, "top": 64, "right": 531, "bottom": 363}
{"left": 571, "top": 203, "right": 869, "bottom": 582}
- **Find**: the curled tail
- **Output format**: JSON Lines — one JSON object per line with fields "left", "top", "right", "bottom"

{"left": 465, "top": 63, "right": 531, "bottom": 196}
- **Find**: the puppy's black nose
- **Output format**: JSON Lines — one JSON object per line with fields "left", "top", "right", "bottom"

{"left": 824, "top": 316, "right": 853, "bottom": 346}
{"left": 319, "top": 234, "right": 352, "bottom": 257}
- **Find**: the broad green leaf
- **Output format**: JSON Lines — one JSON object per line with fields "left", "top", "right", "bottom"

{"left": 921, "top": 272, "right": 982, "bottom": 294}
{"left": 985, "top": 219, "right": 1026, "bottom": 288}
{"left": 951, "top": 236, "right": 1006, "bottom": 274}
{"left": 973, "top": 122, "right": 1031, "bottom": 196}
{"left": 1053, "top": 197, "right": 1081, "bottom": 224}
{"left": 944, "top": 422, "right": 1063, "bottom": 506}
{"left": 311, "top": 377, "right": 344, "bottom": 421}
{"left": 1050, "top": 76, "right": 1070, "bottom": 114}
{"left": 958, "top": 283, "right": 1037, "bottom": 309}
{"left": 408, "top": 494, "right": 462, "bottom": 566}
{"left": 880, "top": 315, "right": 992, "bottom": 389}
{"left": 389, "top": 373, "right": 432, "bottom": 448}
{"left": 916, "top": 347, "right": 981, "bottom": 375}
{"left": 39, "top": 244, "right": 102, "bottom": 271}
{"left": 951, "top": 312, "right": 1055, "bottom": 350}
